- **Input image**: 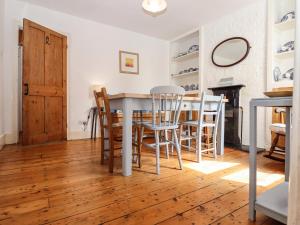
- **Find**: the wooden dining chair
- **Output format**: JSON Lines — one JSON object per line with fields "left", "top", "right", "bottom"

{"left": 94, "top": 88, "right": 141, "bottom": 173}
{"left": 265, "top": 107, "right": 286, "bottom": 161}
{"left": 179, "top": 92, "right": 224, "bottom": 162}
{"left": 139, "top": 86, "right": 185, "bottom": 175}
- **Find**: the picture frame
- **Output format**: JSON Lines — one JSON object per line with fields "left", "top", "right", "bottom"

{"left": 119, "top": 50, "right": 139, "bottom": 75}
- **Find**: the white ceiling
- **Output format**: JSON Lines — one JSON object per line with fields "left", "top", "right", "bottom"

{"left": 19, "top": 0, "right": 261, "bottom": 40}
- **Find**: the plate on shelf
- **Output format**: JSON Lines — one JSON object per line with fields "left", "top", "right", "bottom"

{"left": 264, "top": 91, "right": 293, "bottom": 97}
{"left": 281, "top": 11, "right": 295, "bottom": 23}
{"left": 277, "top": 41, "right": 295, "bottom": 53}
{"left": 188, "top": 45, "right": 199, "bottom": 53}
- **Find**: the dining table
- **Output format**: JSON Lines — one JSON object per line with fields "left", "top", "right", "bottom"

{"left": 109, "top": 93, "right": 226, "bottom": 176}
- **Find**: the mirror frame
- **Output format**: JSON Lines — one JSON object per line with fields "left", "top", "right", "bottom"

{"left": 211, "top": 37, "right": 251, "bottom": 68}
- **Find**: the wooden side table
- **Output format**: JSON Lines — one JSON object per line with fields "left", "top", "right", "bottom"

{"left": 249, "top": 97, "right": 292, "bottom": 224}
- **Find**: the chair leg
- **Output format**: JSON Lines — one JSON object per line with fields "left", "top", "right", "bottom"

{"left": 165, "top": 130, "right": 169, "bottom": 159}
{"left": 269, "top": 133, "right": 280, "bottom": 156}
{"left": 205, "top": 127, "right": 209, "bottom": 149}
{"left": 178, "top": 124, "right": 183, "bottom": 150}
{"left": 171, "top": 129, "right": 175, "bottom": 154}
{"left": 155, "top": 130, "right": 160, "bottom": 175}
{"left": 100, "top": 119, "right": 105, "bottom": 165}
{"left": 94, "top": 114, "right": 97, "bottom": 140}
{"left": 187, "top": 125, "right": 191, "bottom": 150}
{"left": 137, "top": 126, "right": 144, "bottom": 168}
{"left": 109, "top": 141, "right": 114, "bottom": 173}
{"left": 137, "top": 127, "right": 142, "bottom": 168}
{"left": 100, "top": 136, "right": 105, "bottom": 165}
{"left": 140, "top": 126, "right": 145, "bottom": 143}
{"left": 173, "top": 129, "right": 183, "bottom": 170}
{"left": 196, "top": 127, "right": 202, "bottom": 163}
{"left": 91, "top": 110, "right": 95, "bottom": 139}
{"left": 212, "top": 127, "right": 217, "bottom": 159}
{"left": 133, "top": 126, "right": 138, "bottom": 163}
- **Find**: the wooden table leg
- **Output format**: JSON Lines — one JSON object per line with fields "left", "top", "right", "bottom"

{"left": 249, "top": 102, "right": 257, "bottom": 221}
{"left": 122, "top": 99, "right": 133, "bottom": 176}
{"left": 285, "top": 107, "right": 291, "bottom": 181}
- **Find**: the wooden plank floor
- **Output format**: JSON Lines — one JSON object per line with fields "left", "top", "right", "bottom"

{"left": 0, "top": 139, "right": 285, "bottom": 225}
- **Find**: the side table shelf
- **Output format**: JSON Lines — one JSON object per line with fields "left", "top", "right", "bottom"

{"left": 256, "top": 182, "right": 288, "bottom": 224}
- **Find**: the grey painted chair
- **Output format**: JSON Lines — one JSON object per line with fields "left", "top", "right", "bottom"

{"left": 139, "top": 86, "right": 185, "bottom": 174}
{"left": 179, "top": 92, "right": 224, "bottom": 162}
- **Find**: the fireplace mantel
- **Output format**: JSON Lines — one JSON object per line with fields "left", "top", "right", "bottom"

{"left": 208, "top": 84, "right": 246, "bottom": 91}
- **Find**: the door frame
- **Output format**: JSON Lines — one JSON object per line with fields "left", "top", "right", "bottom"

{"left": 21, "top": 19, "right": 68, "bottom": 144}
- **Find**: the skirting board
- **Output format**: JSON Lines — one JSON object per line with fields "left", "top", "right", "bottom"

{"left": 0, "top": 134, "right": 5, "bottom": 150}
{"left": 0, "top": 131, "right": 98, "bottom": 145}
{"left": 5, "top": 133, "right": 19, "bottom": 145}
{"left": 67, "top": 130, "right": 100, "bottom": 140}
{"left": 0, "top": 133, "right": 19, "bottom": 148}
{"left": 241, "top": 145, "right": 265, "bottom": 153}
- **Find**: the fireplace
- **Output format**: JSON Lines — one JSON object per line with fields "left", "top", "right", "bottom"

{"left": 208, "top": 84, "right": 245, "bottom": 149}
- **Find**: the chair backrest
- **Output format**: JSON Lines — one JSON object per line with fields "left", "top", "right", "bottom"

{"left": 94, "top": 87, "right": 113, "bottom": 138}
{"left": 274, "top": 107, "right": 286, "bottom": 124}
{"left": 198, "top": 92, "right": 224, "bottom": 128}
{"left": 150, "top": 86, "right": 185, "bottom": 128}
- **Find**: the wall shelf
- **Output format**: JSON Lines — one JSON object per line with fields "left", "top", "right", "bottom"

{"left": 169, "top": 29, "right": 202, "bottom": 93}
{"left": 171, "top": 70, "right": 198, "bottom": 78}
{"left": 274, "top": 50, "right": 294, "bottom": 59}
{"left": 275, "top": 19, "right": 295, "bottom": 31}
{"left": 267, "top": 0, "right": 295, "bottom": 90}
{"left": 173, "top": 51, "right": 199, "bottom": 62}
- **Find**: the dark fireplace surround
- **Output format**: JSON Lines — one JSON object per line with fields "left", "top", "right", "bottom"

{"left": 209, "top": 84, "right": 245, "bottom": 149}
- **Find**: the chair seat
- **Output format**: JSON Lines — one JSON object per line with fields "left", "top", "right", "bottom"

{"left": 180, "top": 134, "right": 194, "bottom": 141}
{"left": 141, "top": 122, "right": 178, "bottom": 131}
{"left": 103, "top": 122, "right": 123, "bottom": 128}
{"left": 132, "top": 120, "right": 148, "bottom": 126}
{"left": 270, "top": 123, "right": 286, "bottom": 135}
{"left": 106, "top": 121, "right": 141, "bottom": 128}
{"left": 112, "top": 122, "right": 123, "bottom": 128}
{"left": 182, "top": 120, "right": 215, "bottom": 127}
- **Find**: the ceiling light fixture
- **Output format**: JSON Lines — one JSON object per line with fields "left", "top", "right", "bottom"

{"left": 142, "top": 0, "right": 167, "bottom": 14}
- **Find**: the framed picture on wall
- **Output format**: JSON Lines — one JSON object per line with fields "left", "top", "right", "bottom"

{"left": 119, "top": 50, "right": 139, "bottom": 75}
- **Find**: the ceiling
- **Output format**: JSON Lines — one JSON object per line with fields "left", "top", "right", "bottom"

{"left": 19, "top": 0, "right": 261, "bottom": 40}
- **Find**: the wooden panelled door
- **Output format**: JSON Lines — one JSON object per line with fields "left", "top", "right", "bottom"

{"left": 22, "top": 19, "right": 67, "bottom": 145}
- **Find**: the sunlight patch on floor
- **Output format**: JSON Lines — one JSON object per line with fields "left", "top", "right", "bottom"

{"left": 222, "top": 169, "right": 284, "bottom": 187}
{"left": 184, "top": 160, "right": 240, "bottom": 174}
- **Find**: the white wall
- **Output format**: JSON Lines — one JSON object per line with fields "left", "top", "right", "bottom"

{"left": 2, "top": 0, "right": 269, "bottom": 147}
{"left": 3, "top": 0, "right": 169, "bottom": 143}
{"left": 2, "top": 0, "right": 26, "bottom": 145}
{"left": 0, "top": 0, "right": 5, "bottom": 149}
{"left": 202, "top": 1, "right": 267, "bottom": 148}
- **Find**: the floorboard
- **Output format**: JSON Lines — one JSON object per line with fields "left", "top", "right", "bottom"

{"left": 0, "top": 139, "right": 285, "bottom": 225}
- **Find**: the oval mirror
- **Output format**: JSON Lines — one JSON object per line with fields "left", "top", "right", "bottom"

{"left": 212, "top": 37, "right": 251, "bottom": 67}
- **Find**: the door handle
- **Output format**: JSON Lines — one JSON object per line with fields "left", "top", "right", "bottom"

{"left": 45, "top": 36, "right": 50, "bottom": 45}
{"left": 24, "top": 83, "right": 29, "bottom": 95}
